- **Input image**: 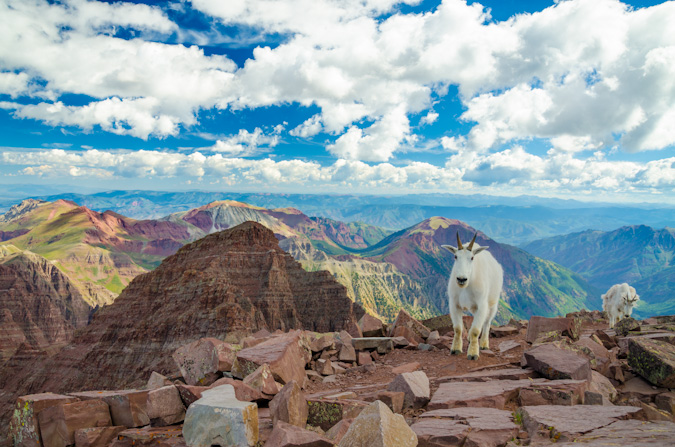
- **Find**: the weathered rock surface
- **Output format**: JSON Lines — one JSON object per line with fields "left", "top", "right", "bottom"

{"left": 74, "top": 426, "right": 126, "bottom": 447}
{"left": 111, "top": 426, "right": 185, "bottom": 447}
{"left": 390, "top": 309, "right": 430, "bottom": 340}
{"left": 265, "top": 421, "right": 333, "bottom": 447}
{"left": 628, "top": 338, "right": 675, "bottom": 387}
{"left": 182, "top": 384, "right": 258, "bottom": 447}
{"left": 429, "top": 379, "right": 531, "bottom": 410}
{"left": 269, "top": 380, "right": 308, "bottom": 428}
{"left": 358, "top": 314, "right": 385, "bottom": 337}
{"left": 524, "top": 343, "right": 592, "bottom": 380}
{"left": 386, "top": 371, "right": 430, "bottom": 409}
{"left": 614, "top": 317, "right": 640, "bottom": 336}
{"left": 37, "top": 399, "right": 112, "bottom": 447}
{"left": 243, "top": 363, "right": 280, "bottom": 395}
{"left": 307, "top": 398, "right": 368, "bottom": 431}
{"left": 69, "top": 390, "right": 149, "bottom": 428}
{"left": 337, "top": 400, "right": 418, "bottom": 447}
{"left": 351, "top": 337, "right": 394, "bottom": 354}
{"left": 235, "top": 331, "right": 310, "bottom": 387}
{"left": 412, "top": 408, "right": 518, "bottom": 447}
{"left": 526, "top": 316, "right": 580, "bottom": 343}
{"left": 172, "top": 338, "right": 225, "bottom": 386}
{"left": 8, "top": 393, "right": 80, "bottom": 447}
{"left": 436, "top": 368, "right": 535, "bottom": 383}
{"left": 518, "top": 404, "right": 643, "bottom": 441}
{"left": 553, "top": 420, "right": 675, "bottom": 446}
{"left": 146, "top": 386, "right": 185, "bottom": 427}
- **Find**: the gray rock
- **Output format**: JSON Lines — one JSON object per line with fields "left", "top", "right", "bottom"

{"left": 386, "top": 371, "right": 430, "bottom": 409}
{"left": 182, "top": 384, "right": 258, "bottom": 447}
{"left": 628, "top": 337, "right": 675, "bottom": 388}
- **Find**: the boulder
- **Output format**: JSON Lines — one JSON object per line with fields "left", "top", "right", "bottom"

{"left": 182, "top": 384, "right": 258, "bottom": 447}
{"left": 351, "top": 337, "right": 394, "bottom": 354}
{"left": 235, "top": 330, "right": 309, "bottom": 388}
{"left": 73, "top": 426, "right": 126, "bottom": 447}
{"left": 392, "top": 326, "right": 423, "bottom": 345}
{"left": 518, "top": 380, "right": 588, "bottom": 406}
{"left": 421, "top": 314, "right": 454, "bottom": 336}
{"left": 386, "top": 371, "right": 430, "bottom": 409}
{"left": 376, "top": 391, "right": 404, "bottom": 414}
{"left": 209, "top": 377, "right": 265, "bottom": 402}
{"left": 526, "top": 316, "right": 581, "bottom": 343}
{"left": 146, "top": 372, "right": 173, "bottom": 390}
{"left": 412, "top": 407, "right": 519, "bottom": 447}
{"left": 614, "top": 317, "right": 640, "bottom": 336}
{"left": 316, "top": 359, "right": 335, "bottom": 376}
{"left": 175, "top": 384, "right": 211, "bottom": 408}
{"left": 594, "top": 330, "right": 618, "bottom": 350}
{"left": 69, "top": 390, "right": 150, "bottom": 428}
{"left": 8, "top": 393, "right": 79, "bottom": 447}
{"left": 243, "top": 363, "right": 280, "bottom": 395}
{"left": 359, "top": 314, "right": 385, "bottom": 337}
{"left": 269, "top": 380, "right": 308, "bottom": 428}
{"left": 573, "top": 337, "right": 612, "bottom": 376}
{"left": 172, "top": 338, "right": 226, "bottom": 386}
{"left": 389, "top": 309, "right": 431, "bottom": 339}
{"left": 338, "top": 343, "right": 356, "bottom": 362}
{"left": 518, "top": 404, "right": 643, "bottom": 442}
{"left": 357, "top": 351, "right": 372, "bottom": 366}
{"left": 655, "top": 392, "right": 675, "bottom": 414}
{"left": 523, "top": 343, "right": 592, "bottom": 381}
{"left": 37, "top": 400, "right": 112, "bottom": 447}
{"left": 588, "top": 371, "right": 618, "bottom": 404}
{"left": 310, "top": 334, "right": 335, "bottom": 353}
{"left": 265, "top": 421, "right": 333, "bottom": 447}
{"left": 337, "top": 400, "right": 417, "bottom": 447}
{"left": 628, "top": 338, "right": 675, "bottom": 388}
{"left": 307, "top": 399, "right": 368, "bottom": 431}
{"left": 618, "top": 376, "right": 665, "bottom": 404}
{"left": 146, "top": 385, "right": 186, "bottom": 427}
{"left": 325, "top": 418, "right": 353, "bottom": 444}
{"left": 426, "top": 331, "right": 440, "bottom": 344}
{"left": 392, "top": 336, "right": 410, "bottom": 348}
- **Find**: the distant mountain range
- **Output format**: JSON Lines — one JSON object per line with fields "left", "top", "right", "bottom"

{"left": 0, "top": 198, "right": 601, "bottom": 324}
{"left": 524, "top": 225, "right": 675, "bottom": 317}
{"left": 2, "top": 190, "right": 670, "bottom": 246}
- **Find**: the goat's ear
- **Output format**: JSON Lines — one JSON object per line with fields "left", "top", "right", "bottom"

{"left": 441, "top": 245, "right": 457, "bottom": 254}
{"left": 472, "top": 246, "right": 487, "bottom": 256}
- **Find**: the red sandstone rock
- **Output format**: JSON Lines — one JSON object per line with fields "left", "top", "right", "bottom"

{"left": 357, "top": 351, "right": 372, "bottom": 366}
{"left": 325, "top": 418, "right": 353, "bottom": 444}
{"left": 387, "top": 371, "right": 430, "bottom": 409}
{"left": 429, "top": 379, "right": 533, "bottom": 410}
{"left": 174, "top": 384, "right": 210, "bottom": 408}
{"left": 526, "top": 316, "right": 581, "bottom": 343}
{"left": 393, "top": 326, "right": 424, "bottom": 344}
{"left": 389, "top": 309, "right": 430, "bottom": 340}
{"left": 269, "top": 380, "right": 308, "bottom": 428}
{"left": 358, "top": 314, "right": 385, "bottom": 337}
{"left": 523, "top": 343, "right": 592, "bottom": 381}
{"left": 243, "top": 363, "right": 280, "bottom": 395}
{"left": 74, "top": 426, "right": 126, "bottom": 447}
{"left": 38, "top": 400, "right": 112, "bottom": 447}
{"left": 146, "top": 386, "right": 185, "bottom": 427}
{"left": 376, "top": 391, "right": 404, "bottom": 414}
{"left": 69, "top": 390, "right": 149, "bottom": 428}
{"left": 338, "top": 343, "right": 356, "bottom": 362}
{"left": 235, "top": 330, "right": 310, "bottom": 387}
{"left": 265, "top": 421, "right": 333, "bottom": 447}
{"left": 436, "top": 368, "right": 536, "bottom": 383}
{"left": 391, "top": 362, "right": 420, "bottom": 375}
{"left": 172, "top": 338, "right": 224, "bottom": 386}
{"left": 8, "top": 393, "right": 80, "bottom": 447}
{"left": 307, "top": 399, "right": 368, "bottom": 430}
{"left": 413, "top": 408, "right": 519, "bottom": 447}
{"left": 490, "top": 326, "right": 520, "bottom": 338}
{"left": 519, "top": 380, "right": 588, "bottom": 406}
{"left": 109, "top": 426, "right": 185, "bottom": 447}
{"left": 207, "top": 378, "right": 264, "bottom": 402}
{"left": 146, "top": 372, "right": 173, "bottom": 390}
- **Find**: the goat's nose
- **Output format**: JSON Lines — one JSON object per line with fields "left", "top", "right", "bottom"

{"left": 457, "top": 277, "right": 467, "bottom": 285}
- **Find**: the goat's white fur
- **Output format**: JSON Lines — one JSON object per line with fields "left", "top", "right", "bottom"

{"left": 602, "top": 283, "right": 639, "bottom": 328}
{"left": 442, "top": 233, "right": 504, "bottom": 360}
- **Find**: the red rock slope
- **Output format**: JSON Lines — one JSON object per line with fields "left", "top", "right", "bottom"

{"left": 0, "top": 221, "right": 364, "bottom": 432}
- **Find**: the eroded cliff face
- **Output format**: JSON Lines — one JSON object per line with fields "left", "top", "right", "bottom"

{"left": 0, "top": 221, "right": 364, "bottom": 430}
{"left": 0, "top": 250, "right": 92, "bottom": 364}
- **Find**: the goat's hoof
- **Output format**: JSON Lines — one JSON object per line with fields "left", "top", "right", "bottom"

{"left": 480, "top": 346, "right": 489, "bottom": 351}
{"left": 467, "top": 354, "right": 479, "bottom": 361}
{"left": 451, "top": 350, "right": 462, "bottom": 355}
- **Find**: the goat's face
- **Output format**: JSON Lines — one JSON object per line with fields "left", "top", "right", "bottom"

{"left": 442, "top": 232, "right": 487, "bottom": 289}
{"left": 622, "top": 290, "right": 640, "bottom": 318}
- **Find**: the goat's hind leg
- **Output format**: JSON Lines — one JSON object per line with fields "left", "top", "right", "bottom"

{"left": 450, "top": 306, "right": 464, "bottom": 355}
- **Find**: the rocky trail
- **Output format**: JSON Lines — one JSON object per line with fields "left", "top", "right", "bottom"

{"left": 7, "top": 309, "right": 675, "bottom": 447}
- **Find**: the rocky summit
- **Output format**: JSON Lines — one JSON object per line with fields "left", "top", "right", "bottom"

{"left": 6, "top": 310, "right": 675, "bottom": 447}
{"left": 0, "top": 221, "right": 364, "bottom": 439}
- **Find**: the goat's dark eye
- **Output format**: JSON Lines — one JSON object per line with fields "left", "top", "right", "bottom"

{"left": 471, "top": 257, "right": 474, "bottom": 260}
{"left": 454, "top": 255, "right": 457, "bottom": 259}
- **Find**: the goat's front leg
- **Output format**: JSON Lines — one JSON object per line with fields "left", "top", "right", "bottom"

{"left": 468, "top": 306, "right": 488, "bottom": 360}
{"left": 450, "top": 305, "right": 464, "bottom": 355}
{"left": 480, "top": 304, "right": 498, "bottom": 350}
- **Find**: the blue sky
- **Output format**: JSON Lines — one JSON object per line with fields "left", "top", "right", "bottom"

{"left": 1, "top": 0, "right": 674, "bottom": 203}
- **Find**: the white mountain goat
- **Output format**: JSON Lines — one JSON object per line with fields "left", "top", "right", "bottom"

{"left": 602, "top": 283, "right": 640, "bottom": 328}
{"left": 442, "top": 232, "right": 504, "bottom": 360}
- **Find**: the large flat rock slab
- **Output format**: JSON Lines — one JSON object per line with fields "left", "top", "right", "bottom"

{"left": 413, "top": 407, "right": 518, "bottom": 447}
{"left": 428, "top": 379, "right": 533, "bottom": 410}
{"left": 523, "top": 343, "right": 592, "bottom": 381}
{"left": 351, "top": 337, "right": 394, "bottom": 354}
{"left": 435, "top": 368, "right": 536, "bottom": 383}
{"left": 69, "top": 389, "right": 150, "bottom": 428}
{"left": 527, "top": 316, "right": 580, "bottom": 343}
{"left": 519, "top": 404, "right": 643, "bottom": 442}
{"left": 552, "top": 420, "right": 675, "bottom": 446}
{"left": 8, "top": 393, "right": 80, "bottom": 447}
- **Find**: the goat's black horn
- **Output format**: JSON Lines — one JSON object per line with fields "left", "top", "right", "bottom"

{"left": 456, "top": 232, "right": 463, "bottom": 250}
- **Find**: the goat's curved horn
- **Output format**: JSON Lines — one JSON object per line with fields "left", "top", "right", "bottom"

{"left": 456, "top": 232, "right": 463, "bottom": 250}
{"left": 467, "top": 232, "right": 477, "bottom": 250}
